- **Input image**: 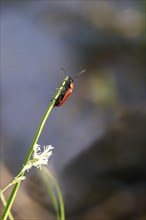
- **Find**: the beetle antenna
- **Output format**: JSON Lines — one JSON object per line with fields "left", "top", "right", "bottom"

{"left": 73, "top": 70, "right": 86, "bottom": 79}
{"left": 61, "top": 67, "right": 67, "bottom": 76}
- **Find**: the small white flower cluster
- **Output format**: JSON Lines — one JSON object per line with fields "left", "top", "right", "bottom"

{"left": 33, "top": 144, "right": 54, "bottom": 169}
{"left": 2, "top": 144, "right": 54, "bottom": 192}
{"left": 22, "top": 144, "right": 54, "bottom": 173}
{"left": 13, "top": 176, "right": 26, "bottom": 183}
{"left": 5, "top": 144, "right": 54, "bottom": 190}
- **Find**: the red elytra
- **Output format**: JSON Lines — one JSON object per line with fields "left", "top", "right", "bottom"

{"left": 54, "top": 77, "right": 73, "bottom": 107}
{"left": 54, "top": 70, "right": 85, "bottom": 107}
{"left": 56, "top": 81, "right": 74, "bottom": 107}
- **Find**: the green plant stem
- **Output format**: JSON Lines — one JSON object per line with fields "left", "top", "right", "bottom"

{"left": 43, "top": 167, "right": 65, "bottom": 220}
{"left": 40, "top": 170, "right": 60, "bottom": 220}
{"left": 0, "top": 191, "right": 14, "bottom": 220}
{"left": 1, "top": 76, "right": 68, "bottom": 220}
{"left": 1, "top": 184, "right": 13, "bottom": 194}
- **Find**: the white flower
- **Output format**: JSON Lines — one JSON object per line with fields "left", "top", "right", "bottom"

{"left": 33, "top": 144, "right": 54, "bottom": 169}
{"left": 22, "top": 144, "right": 54, "bottom": 173}
{"left": 3, "top": 144, "right": 54, "bottom": 192}
{"left": 13, "top": 176, "right": 26, "bottom": 184}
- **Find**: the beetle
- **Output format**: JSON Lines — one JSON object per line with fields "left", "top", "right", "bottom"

{"left": 54, "top": 69, "right": 85, "bottom": 107}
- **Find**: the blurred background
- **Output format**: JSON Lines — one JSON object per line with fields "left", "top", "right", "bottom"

{"left": 1, "top": 0, "right": 146, "bottom": 219}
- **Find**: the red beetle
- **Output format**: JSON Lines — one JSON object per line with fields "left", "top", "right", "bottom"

{"left": 54, "top": 69, "right": 85, "bottom": 107}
